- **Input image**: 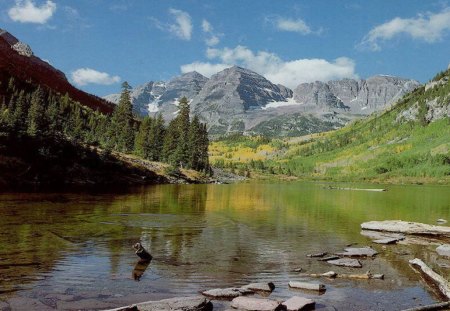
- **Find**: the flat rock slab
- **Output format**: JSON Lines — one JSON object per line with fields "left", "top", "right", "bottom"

{"left": 361, "top": 220, "right": 450, "bottom": 238}
{"left": 288, "top": 281, "right": 325, "bottom": 291}
{"left": 241, "top": 282, "right": 275, "bottom": 292}
{"left": 373, "top": 237, "right": 404, "bottom": 244}
{"left": 202, "top": 287, "right": 253, "bottom": 299}
{"left": 336, "top": 247, "right": 378, "bottom": 257}
{"left": 436, "top": 244, "right": 450, "bottom": 257}
{"left": 0, "top": 301, "right": 10, "bottom": 311}
{"left": 231, "top": 296, "right": 284, "bottom": 311}
{"left": 318, "top": 255, "right": 339, "bottom": 261}
{"left": 282, "top": 296, "right": 315, "bottom": 311}
{"left": 327, "top": 258, "right": 362, "bottom": 268}
{"left": 107, "top": 296, "right": 212, "bottom": 311}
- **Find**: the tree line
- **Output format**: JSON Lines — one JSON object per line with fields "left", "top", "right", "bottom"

{"left": 0, "top": 78, "right": 210, "bottom": 173}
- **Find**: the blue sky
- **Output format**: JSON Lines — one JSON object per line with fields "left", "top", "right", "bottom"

{"left": 1, "top": 0, "right": 450, "bottom": 96}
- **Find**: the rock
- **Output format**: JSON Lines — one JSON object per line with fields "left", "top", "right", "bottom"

{"left": 0, "top": 300, "right": 10, "bottom": 311}
{"left": 436, "top": 244, "right": 450, "bottom": 257}
{"left": 57, "top": 298, "right": 118, "bottom": 310}
{"left": 201, "top": 287, "right": 253, "bottom": 299}
{"left": 318, "top": 255, "right": 339, "bottom": 261}
{"left": 327, "top": 258, "right": 362, "bottom": 268}
{"left": 361, "top": 220, "right": 450, "bottom": 238}
{"left": 231, "top": 296, "right": 285, "bottom": 311}
{"left": 11, "top": 41, "right": 33, "bottom": 57}
{"left": 282, "top": 296, "right": 315, "bottom": 311}
{"left": 108, "top": 296, "right": 212, "bottom": 311}
{"left": 288, "top": 281, "right": 325, "bottom": 291}
{"left": 322, "top": 271, "right": 337, "bottom": 278}
{"left": 335, "top": 247, "right": 378, "bottom": 257}
{"left": 293, "top": 267, "right": 303, "bottom": 272}
{"left": 7, "top": 297, "right": 55, "bottom": 311}
{"left": 306, "top": 252, "right": 327, "bottom": 258}
{"left": 437, "top": 219, "right": 447, "bottom": 224}
{"left": 373, "top": 237, "right": 404, "bottom": 244}
{"left": 241, "top": 282, "right": 275, "bottom": 292}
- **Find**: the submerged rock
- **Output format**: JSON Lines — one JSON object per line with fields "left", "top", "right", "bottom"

{"left": 231, "top": 296, "right": 285, "bottom": 311}
{"left": 327, "top": 258, "right": 362, "bottom": 268}
{"left": 108, "top": 296, "right": 213, "bottom": 311}
{"left": 282, "top": 296, "right": 315, "bottom": 311}
{"left": 436, "top": 244, "right": 450, "bottom": 257}
{"left": 202, "top": 287, "right": 253, "bottom": 299}
{"left": 241, "top": 282, "right": 275, "bottom": 292}
{"left": 360, "top": 230, "right": 405, "bottom": 244}
{"left": 336, "top": 247, "right": 378, "bottom": 257}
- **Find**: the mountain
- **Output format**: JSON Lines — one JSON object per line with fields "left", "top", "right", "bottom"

{"left": 105, "top": 65, "right": 419, "bottom": 137}
{"left": 0, "top": 29, "right": 114, "bottom": 114}
{"left": 190, "top": 66, "right": 294, "bottom": 134}
{"left": 210, "top": 65, "right": 450, "bottom": 184}
{"left": 294, "top": 76, "right": 421, "bottom": 114}
{"left": 104, "top": 71, "right": 208, "bottom": 118}
{"left": 104, "top": 81, "right": 166, "bottom": 115}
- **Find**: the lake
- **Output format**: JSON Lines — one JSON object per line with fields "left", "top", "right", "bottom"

{"left": 0, "top": 181, "right": 449, "bottom": 310}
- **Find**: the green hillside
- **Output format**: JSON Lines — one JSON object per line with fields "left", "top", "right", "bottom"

{"left": 211, "top": 68, "right": 450, "bottom": 184}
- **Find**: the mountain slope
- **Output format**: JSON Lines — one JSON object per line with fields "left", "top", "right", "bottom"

{"left": 0, "top": 29, "right": 114, "bottom": 114}
{"left": 276, "top": 67, "right": 450, "bottom": 183}
{"left": 210, "top": 66, "right": 450, "bottom": 184}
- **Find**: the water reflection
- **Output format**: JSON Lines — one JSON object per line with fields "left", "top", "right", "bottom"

{"left": 132, "top": 260, "right": 151, "bottom": 281}
{"left": 0, "top": 182, "right": 449, "bottom": 310}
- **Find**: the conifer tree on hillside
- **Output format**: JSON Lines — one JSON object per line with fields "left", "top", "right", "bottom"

{"left": 110, "top": 82, "right": 135, "bottom": 152}
{"left": 27, "top": 87, "right": 46, "bottom": 136}
{"left": 149, "top": 113, "right": 165, "bottom": 161}
{"left": 174, "top": 96, "right": 190, "bottom": 167}
{"left": 135, "top": 116, "right": 152, "bottom": 158}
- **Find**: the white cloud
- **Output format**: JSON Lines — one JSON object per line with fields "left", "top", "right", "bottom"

{"left": 181, "top": 45, "right": 357, "bottom": 88}
{"left": 202, "top": 19, "right": 212, "bottom": 33}
{"left": 168, "top": 8, "right": 192, "bottom": 41}
{"left": 268, "top": 16, "right": 322, "bottom": 35}
{"left": 359, "top": 7, "right": 450, "bottom": 51}
{"left": 276, "top": 17, "right": 312, "bottom": 34}
{"left": 180, "top": 62, "right": 230, "bottom": 78}
{"left": 201, "top": 19, "right": 220, "bottom": 46}
{"left": 71, "top": 68, "right": 121, "bottom": 86}
{"left": 8, "top": 0, "right": 56, "bottom": 24}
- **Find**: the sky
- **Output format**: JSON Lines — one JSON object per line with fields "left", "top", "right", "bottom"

{"left": 1, "top": 0, "right": 450, "bottom": 96}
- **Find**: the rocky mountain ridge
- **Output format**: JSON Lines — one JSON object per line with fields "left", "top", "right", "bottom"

{"left": 105, "top": 66, "right": 419, "bottom": 137}
{"left": 0, "top": 29, "right": 114, "bottom": 114}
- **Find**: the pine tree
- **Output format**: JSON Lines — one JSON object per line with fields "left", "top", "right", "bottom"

{"left": 188, "top": 115, "right": 202, "bottom": 170}
{"left": 162, "top": 118, "right": 179, "bottom": 164}
{"left": 27, "top": 87, "right": 46, "bottom": 136}
{"left": 173, "top": 96, "right": 190, "bottom": 167}
{"left": 110, "top": 82, "right": 135, "bottom": 152}
{"left": 134, "top": 116, "right": 152, "bottom": 158}
{"left": 149, "top": 113, "right": 165, "bottom": 161}
{"left": 46, "top": 94, "right": 60, "bottom": 135}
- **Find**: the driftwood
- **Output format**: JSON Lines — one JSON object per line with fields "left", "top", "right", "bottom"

{"left": 288, "top": 281, "right": 325, "bottom": 291}
{"left": 326, "top": 186, "right": 386, "bottom": 192}
{"left": 361, "top": 221, "right": 450, "bottom": 238}
{"left": 401, "top": 302, "right": 450, "bottom": 311}
{"left": 133, "top": 243, "right": 152, "bottom": 262}
{"left": 409, "top": 258, "right": 450, "bottom": 299}
{"left": 300, "top": 271, "right": 384, "bottom": 280}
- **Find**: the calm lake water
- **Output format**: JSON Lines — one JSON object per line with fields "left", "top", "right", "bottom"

{"left": 0, "top": 181, "right": 450, "bottom": 310}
